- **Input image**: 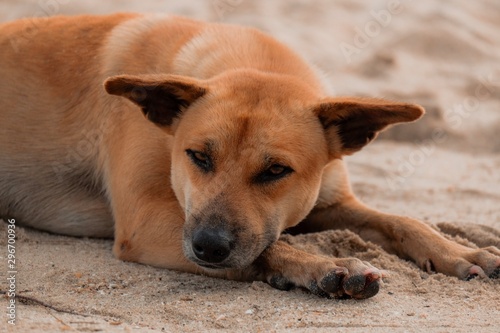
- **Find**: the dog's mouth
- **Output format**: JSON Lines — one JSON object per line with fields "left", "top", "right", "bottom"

{"left": 194, "top": 262, "right": 229, "bottom": 270}
{"left": 188, "top": 257, "right": 234, "bottom": 269}
{"left": 187, "top": 254, "right": 250, "bottom": 270}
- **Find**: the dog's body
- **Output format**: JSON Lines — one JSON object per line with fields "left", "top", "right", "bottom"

{"left": 1, "top": 14, "right": 499, "bottom": 299}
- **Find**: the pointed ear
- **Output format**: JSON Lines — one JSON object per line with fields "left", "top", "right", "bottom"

{"left": 104, "top": 74, "right": 207, "bottom": 127}
{"left": 312, "top": 97, "right": 424, "bottom": 158}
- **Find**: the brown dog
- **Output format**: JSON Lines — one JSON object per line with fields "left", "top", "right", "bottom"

{"left": 1, "top": 13, "right": 499, "bottom": 299}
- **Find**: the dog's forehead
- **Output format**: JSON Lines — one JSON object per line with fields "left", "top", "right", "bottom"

{"left": 179, "top": 71, "right": 328, "bottom": 165}
{"left": 183, "top": 102, "right": 327, "bottom": 168}
{"left": 202, "top": 68, "right": 321, "bottom": 107}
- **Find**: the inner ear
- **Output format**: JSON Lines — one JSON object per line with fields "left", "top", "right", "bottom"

{"left": 313, "top": 97, "right": 425, "bottom": 158}
{"left": 104, "top": 74, "right": 207, "bottom": 127}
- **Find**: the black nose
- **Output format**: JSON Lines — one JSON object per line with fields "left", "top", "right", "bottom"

{"left": 191, "top": 228, "right": 232, "bottom": 263}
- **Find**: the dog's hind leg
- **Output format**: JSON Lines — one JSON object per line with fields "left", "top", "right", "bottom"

{"left": 0, "top": 173, "right": 114, "bottom": 238}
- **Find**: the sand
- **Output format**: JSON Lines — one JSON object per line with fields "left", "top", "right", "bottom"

{"left": 1, "top": 0, "right": 499, "bottom": 332}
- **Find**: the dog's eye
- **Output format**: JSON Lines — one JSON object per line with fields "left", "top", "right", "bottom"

{"left": 255, "top": 164, "right": 293, "bottom": 184}
{"left": 268, "top": 165, "right": 286, "bottom": 175}
{"left": 186, "top": 149, "right": 213, "bottom": 172}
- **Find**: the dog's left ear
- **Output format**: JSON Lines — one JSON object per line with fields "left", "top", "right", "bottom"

{"left": 104, "top": 74, "right": 207, "bottom": 127}
{"left": 312, "top": 97, "right": 424, "bottom": 158}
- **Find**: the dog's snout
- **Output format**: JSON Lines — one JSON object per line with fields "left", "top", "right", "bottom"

{"left": 192, "top": 228, "right": 232, "bottom": 263}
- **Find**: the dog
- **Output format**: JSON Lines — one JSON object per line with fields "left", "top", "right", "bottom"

{"left": 1, "top": 13, "right": 499, "bottom": 300}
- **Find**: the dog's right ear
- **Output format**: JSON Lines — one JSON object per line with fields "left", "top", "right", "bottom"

{"left": 312, "top": 97, "right": 424, "bottom": 159}
{"left": 104, "top": 74, "right": 207, "bottom": 128}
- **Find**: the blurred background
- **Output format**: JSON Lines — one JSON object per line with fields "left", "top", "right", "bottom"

{"left": 1, "top": 0, "right": 499, "bottom": 153}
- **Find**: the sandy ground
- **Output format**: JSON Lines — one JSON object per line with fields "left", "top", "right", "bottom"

{"left": 1, "top": 0, "right": 500, "bottom": 332}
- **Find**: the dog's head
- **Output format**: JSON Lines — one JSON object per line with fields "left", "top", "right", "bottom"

{"left": 105, "top": 70, "right": 423, "bottom": 270}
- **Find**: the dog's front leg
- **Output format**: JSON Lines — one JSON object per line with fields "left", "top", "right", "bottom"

{"left": 112, "top": 198, "right": 204, "bottom": 274}
{"left": 297, "top": 197, "right": 500, "bottom": 280}
{"left": 238, "top": 240, "right": 383, "bottom": 299}
{"left": 100, "top": 123, "right": 202, "bottom": 275}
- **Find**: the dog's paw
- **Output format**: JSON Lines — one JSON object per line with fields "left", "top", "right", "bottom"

{"left": 420, "top": 245, "right": 500, "bottom": 280}
{"left": 332, "top": 258, "right": 383, "bottom": 299}
{"left": 267, "top": 258, "right": 383, "bottom": 299}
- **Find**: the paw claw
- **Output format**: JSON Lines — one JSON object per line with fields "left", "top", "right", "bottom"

{"left": 424, "top": 259, "right": 435, "bottom": 273}
{"left": 464, "top": 265, "right": 487, "bottom": 281}
{"left": 363, "top": 269, "right": 382, "bottom": 282}
{"left": 466, "top": 273, "right": 478, "bottom": 281}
